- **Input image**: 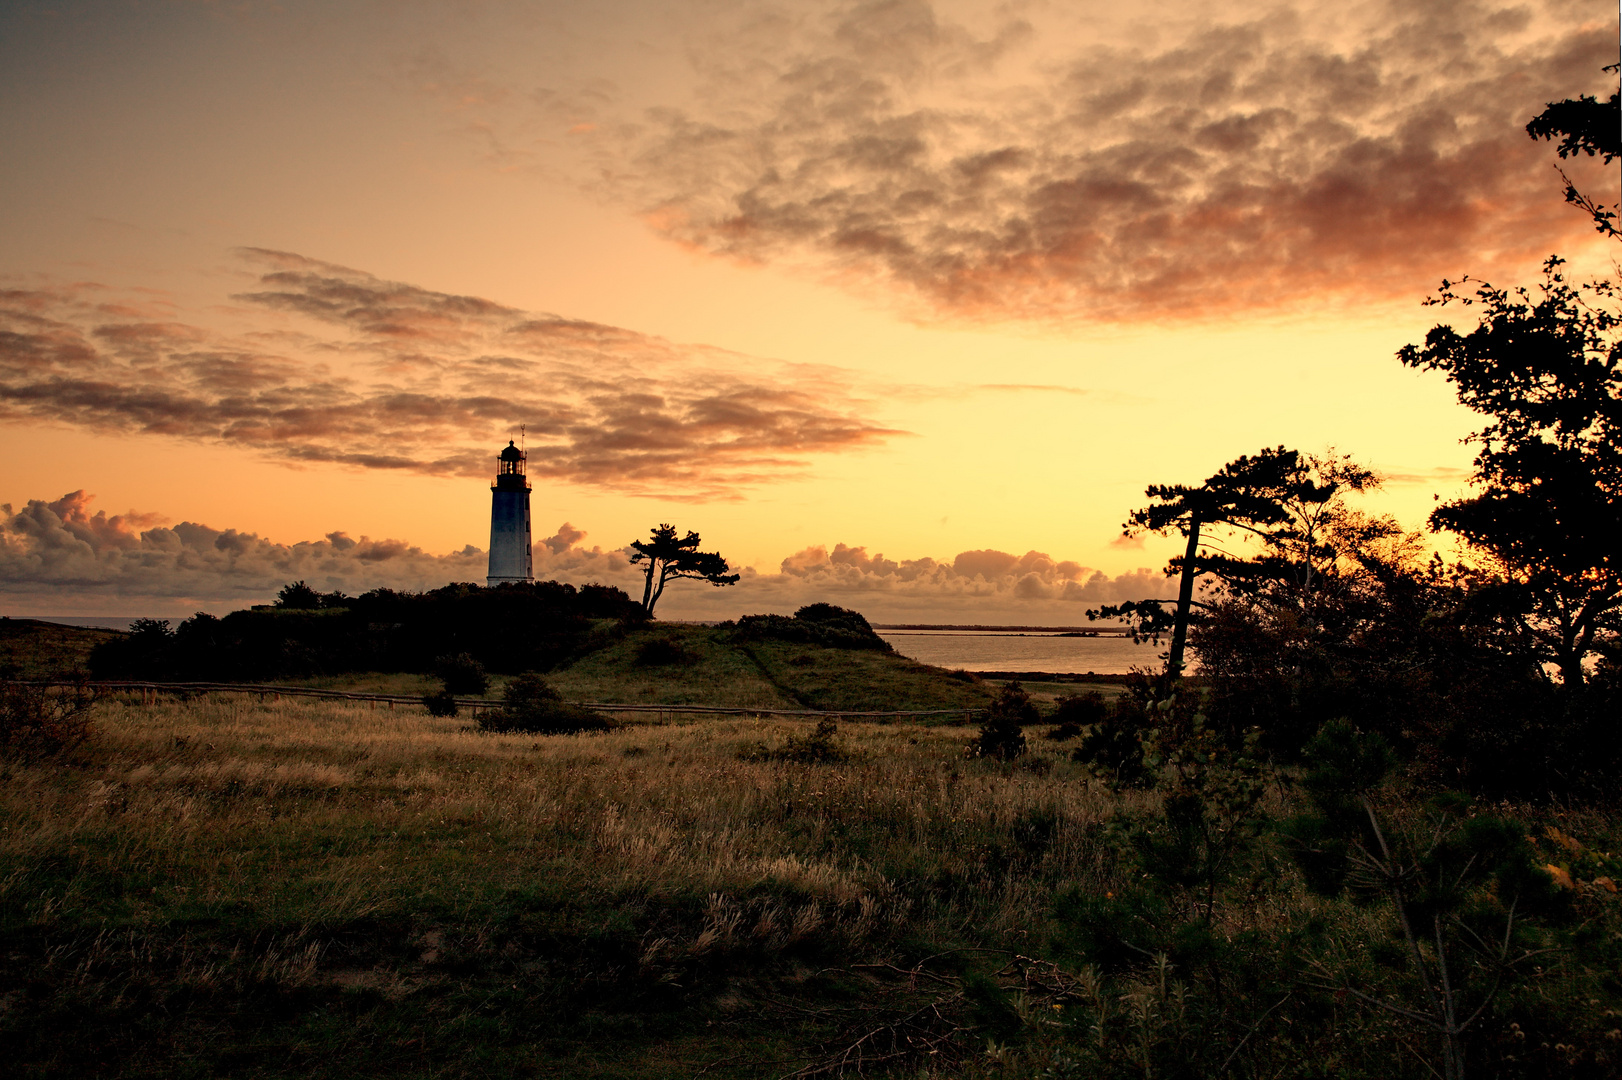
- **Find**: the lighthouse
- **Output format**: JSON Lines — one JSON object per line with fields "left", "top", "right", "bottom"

{"left": 486, "top": 440, "right": 533, "bottom": 586}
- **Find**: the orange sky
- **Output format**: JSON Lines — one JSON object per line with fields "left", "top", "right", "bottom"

{"left": 1, "top": 0, "right": 1616, "bottom": 619}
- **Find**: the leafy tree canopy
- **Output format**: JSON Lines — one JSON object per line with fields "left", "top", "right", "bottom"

{"left": 1525, "top": 82, "right": 1621, "bottom": 237}
{"left": 1094, "top": 447, "right": 1387, "bottom": 676}
{"left": 1399, "top": 257, "right": 1621, "bottom": 684}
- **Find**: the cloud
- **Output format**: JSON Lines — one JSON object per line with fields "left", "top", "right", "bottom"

{"left": 0, "top": 251, "right": 901, "bottom": 498}
{"left": 770, "top": 541, "right": 1165, "bottom": 606}
{"left": 1379, "top": 465, "right": 1473, "bottom": 485}
{"left": 541, "top": 521, "right": 588, "bottom": 554}
{"left": 0, "top": 491, "right": 488, "bottom": 612}
{"left": 0, "top": 493, "right": 1167, "bottom": 624}
{"left": 571, "top": 0, "right": 1614, "bottom": 324}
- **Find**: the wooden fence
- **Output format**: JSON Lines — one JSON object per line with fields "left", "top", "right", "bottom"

{"left": 25, "top": 680, "right": 985, "bottom": 722}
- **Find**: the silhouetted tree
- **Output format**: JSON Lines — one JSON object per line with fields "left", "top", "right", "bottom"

{"left": 1399, "top": 257, "right": 1621, "bottom": 685}
{"left": 1525, "top": 73, "right": 1620, "bottom": 238}
{"left": 1091, "top": 448, "right": 1382, "bottom": 677}
{"left": 275, "top": 581, "right": 322, "bottom": 610}
{"left": 628, "top": 524, "right": 739, "bottom": 617}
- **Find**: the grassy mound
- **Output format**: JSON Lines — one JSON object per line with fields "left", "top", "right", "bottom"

{"left": 0, "top": 618, "right": 124, "bottom": 679}
{"left": 543, "top": 621, "right": 992, "bottom": 714}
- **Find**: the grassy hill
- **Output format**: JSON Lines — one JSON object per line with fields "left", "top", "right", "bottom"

{"left": 2, "top": 617, "right": 1138, "bottom": 719}
{"left": 544, "top": 623, "right": 992, "bottom": 713}
{"left": 0, "top": 617, "right": 123, "bottom": 679}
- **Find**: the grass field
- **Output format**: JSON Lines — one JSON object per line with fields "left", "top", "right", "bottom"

{"left": 0, "top": 619, "right": 124, "bottom": 680}
{"left": 1, "top": 689, "right": 1152, "bottom": 1079}
{"left": 5, "top": 622, "right": 1617, "bottom": 1078}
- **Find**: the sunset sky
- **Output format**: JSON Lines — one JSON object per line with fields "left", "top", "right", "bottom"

{"left": 1, "top": 0, "right": 1616, "bottom": 621}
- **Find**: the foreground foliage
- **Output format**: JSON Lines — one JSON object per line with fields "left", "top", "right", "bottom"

{"left": 1399, "top": 257, "right": 1621, "bottom": 687}
{"left": 2, "top": 690, "right": 1616, "bottom": 1079}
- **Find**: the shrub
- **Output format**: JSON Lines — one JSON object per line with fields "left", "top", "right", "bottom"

{"left": 433, "top": 653, "right": 488, "bottom": 695}
{"left": 1053, "top": 690, "right": 1108, "bottom": 726}
{"left": 1, "top": 679, "right": 97, "bottom": 755}
{"left": 730, "top": 604, "right": 893, "bottom": 651}
{"left": 422, "top": 689, "right": 459, "bottom": 717}
{"left": 748, "top": 719, "right": 849, "bottom": 763}
{"left": 1047, "top": 691, "right": 1107, "bottom": 742}
{"left": 634, "top": 637, "right": 698, "bottom": 667}
{"left": 972, "top": 681, "right": 1035, "bottom": 760}
{"left": 479, "top": 673, "right": 612, "bottom": 734}
{"left": 275, "top": 581, "right": 323, "bottom": 610}
{"left": 1071, "top": 694, "right": 1152, "bottom": 788}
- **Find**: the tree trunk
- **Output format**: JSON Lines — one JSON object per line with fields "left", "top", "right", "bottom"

{"left": 640, "top": 560, "right": 657, "bottom": 613}
{"left": 1168, "top": 514, "right": 1202, "bottom": 678}
{"left": 1557, "top": 648, "right": 1586, "bottom": 688}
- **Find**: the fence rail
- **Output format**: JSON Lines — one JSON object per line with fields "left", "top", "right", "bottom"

{"left": 18, "top": 680, "right": 984, "bottom": 721}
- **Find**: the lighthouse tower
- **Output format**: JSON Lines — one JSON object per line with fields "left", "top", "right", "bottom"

{"left": 486, "top": 441, "right": 533, "bottom": 586}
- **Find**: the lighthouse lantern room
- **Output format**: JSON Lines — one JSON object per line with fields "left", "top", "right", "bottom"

{"left": 487, "top": 440, "right": 533, "bottom": 586}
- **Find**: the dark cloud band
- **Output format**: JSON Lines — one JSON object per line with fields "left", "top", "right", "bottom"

{"left": 589, "top": 0, "right": 1614, "bottom": 323}
{"left": 0, "top": 251, "right": 900, "bottom": 497}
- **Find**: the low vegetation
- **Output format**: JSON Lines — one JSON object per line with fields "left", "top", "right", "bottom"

{"left": 0, "top": 617, "right": 122, "bottom": 680}
{"left": 3, "top": 645, "right": 1618, "bottom": 1078}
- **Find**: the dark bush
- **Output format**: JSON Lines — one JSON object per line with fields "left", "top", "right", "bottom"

{"left": 1, "top": 679, "right": 97, "bottom": 755}
{"left": 1052, "top": 690, "right": 1108, "bottom": 727}
{"left": 1189, "top": 566, "right": 1622, "bottom": 796}
{"left": 749, "top": 719, "right": 849, "bottom": 763}
{"left": 479, "top": 673, "right": 612, "bottom": 734}
{"left": 742, "top": 719, "right": 851, "bottom": 763}
{"left": 433, "top": 653, "right": 488, "bottom": 695}
{"left": 730, "top": 604, "right": 892, "bottom": 651}
{"left": 91, "top": 579, "right": 646, "bottom": 682}
{"left": 1072, "top": 694, "right": 1152, "bottom": 788}
{"left": 634, "top": 637, "right": 698, "bottom": 667}
{"left": 972, "top": 681, "right": 1035, "bottom": 760}
{"left": 422, "top": 689, "right": 459, "bottom": 717}
{"left": 275, "top": 581, "right": 324, "bottom": 610}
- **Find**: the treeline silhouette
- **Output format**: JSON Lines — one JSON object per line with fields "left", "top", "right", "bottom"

{"left": 89, "top": 580, "right": 646, "bottom": 681}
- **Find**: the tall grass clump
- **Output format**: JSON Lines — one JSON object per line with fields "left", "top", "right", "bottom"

{"left": 478, "top": 671, "right": 612, "bottom": 733}
{"left": 972, "top": 681, "right": 1036, "bottom": 760}
{"left": 0, "top": 678, "right": 97, "bottom": 755}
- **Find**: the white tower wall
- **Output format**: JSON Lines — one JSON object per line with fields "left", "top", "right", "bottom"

{"left": 487, "top": 441, "right": 533, "bottom": 586}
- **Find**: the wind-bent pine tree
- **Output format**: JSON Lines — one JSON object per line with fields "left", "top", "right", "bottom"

{"left": 629, "top": 524, "right": 739, "bottom": 617}
{"left": 1093, "top": 447, "right": 1378, "bottom": 678}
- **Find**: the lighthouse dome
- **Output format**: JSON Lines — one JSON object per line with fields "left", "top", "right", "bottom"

{"left": 499, "top": 440, "right": 523, "bottom": 461}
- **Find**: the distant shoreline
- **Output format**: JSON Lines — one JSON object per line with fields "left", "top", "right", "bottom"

{"left": 13, "top": 616, "right": 1138, "bottom": 638}
{"left": 872, "top": 624, "right": 1130, "bottom": 635}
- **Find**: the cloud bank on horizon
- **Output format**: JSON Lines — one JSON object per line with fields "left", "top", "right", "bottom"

{"left": 0, "top": 492, "right": 1165, "bottom": 622}
{"left": 0, "top": 250, "right": 898, "bottom": 499}
{"left": 523, "top": 0, "right": 1614, "bottom": 323}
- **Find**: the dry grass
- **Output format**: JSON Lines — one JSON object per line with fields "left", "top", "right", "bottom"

{"left": 7, "top": 691, "right": 1136, "bottom": 907}
{"left": 0, "top": 690, "right": 1152, "bottom": 1078}
{"left": 0, "top": 618, "right": 121, "bottom": 679}
{"left": 7, "top": 691, "right": 1614, "bottom": 1079}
